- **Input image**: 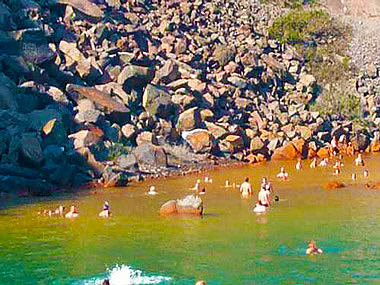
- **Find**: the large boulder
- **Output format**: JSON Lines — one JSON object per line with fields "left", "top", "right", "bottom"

{"left": 250, "top": 136, "right": 265, "bottom": 153}
{"left": 271, "top": 141, "right": 301, "bottom": 160}
{"left": 205, "top": 122, "right": 228, "bottom": 139}
{"left": 69, "top": 130, "right": 102, "bottom": 149}
{"left": 117, "top": 65, "right": 154, "bottom": 87}
{"left": 133, "top": 143, "right": 167, "bottom": 167}
{"left": 182, "top": 129, "right": 214, "bottom": 153}
{"left": 159, "top": 195, "right": 203, "bottom": 216}
{"left": 67, "top": 84, "right": 129, "bottom": 114}
{"left": 142, "top": 84, "right": 172, "bottom": 117}
{"left": 222, "top": 135, "right": 244, "bottom": 153}
{"left": 176, "top": 107, "right": 201, "bottom": 133}
{"left": 18, "top": 134, "right": 44, "bottom": 166}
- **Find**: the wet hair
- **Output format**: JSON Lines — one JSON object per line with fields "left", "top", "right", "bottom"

{"left": 245, "top": 177, "right": 249, "bottom": 182}
{"left": 102, "top": 280, "right": 110, "bottom": 285}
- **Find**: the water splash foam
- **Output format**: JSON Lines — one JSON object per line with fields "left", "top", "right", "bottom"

{"left": 81, "top": 264, "right": 171, "bottom": 285}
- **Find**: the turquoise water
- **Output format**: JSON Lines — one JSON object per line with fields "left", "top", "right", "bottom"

{"left": 1, "top": 154, "right": 380, "bottom": 284}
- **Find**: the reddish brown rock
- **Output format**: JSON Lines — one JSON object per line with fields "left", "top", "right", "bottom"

{"left": 159, "top": 195, "right": 203, "bottom": 216}
{"left": 67, "top": 84, "right": 129, "bottom": 113}
{"left": 324, "top": 181, "right": 345, "bottom": 189}
{"left": 271, "top": 142, "right": 300, "bottom": 160}
{"left": 182, "top": 129, "right": 213, "bottom": 153}
{"left": 159, "top": 200, "right": 177, "bottom": 215}
{"left": 317, "top": 147, "right": 330, "bottom": 158}
{"left": 370, "top": 141, "right": 380, "bottom": 152}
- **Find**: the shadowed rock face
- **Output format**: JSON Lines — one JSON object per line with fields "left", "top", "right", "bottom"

{"left": 55, "top": 0, "right": 104, "bottom": 17}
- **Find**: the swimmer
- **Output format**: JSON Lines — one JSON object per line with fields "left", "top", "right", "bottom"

{"left": 204, "top": 177, "right": 213, "bottom": 183}
{"left": 276, "top": 167, "right": 288, "bottom": 180}
{"left": 196, "top": 187, "right": 206, "bottom": 195}
{"left": 261, "top": 177, "right": 272, "bottom": 193}
{"left": 223, "top": 179, "right": 232, "bottom": 188}
{"left": 295, "top": 158, "right": 302, "bottom": 170}
{"left": 355, "top": 154, "right": 364, "bottom": 166}
{"left": 102, "top": 280, "right": 110, "bottom": 285}
{"left": 239, "top": 177, "right": 252, "bottom": 197}
{"left": 306, "top": 240, "right": 323, "bottom": 255}
{"left": 319, "top": 158, "right": 328, "bottom": 167}
{"left": 190, "top": 179, "right": 201, "bottom": 191}
{"left": 253, "top": 182, "right": 271, "bottom": 213}
{"left": 54, "top": 205, "right": 65, "bottom": 216}
{"left": 148, "top": 186, "right": 158, "bottom": 195}
{"left": 333, "top": 168, "right": 340, "bottom": 175}
{"left": 352, "top": 173, "right": 357, "bottom": 181}
{"left": 195, "top": 281, "right": 206, "bottom": 285}
{"left": 65, "top": 205, "right": 79, "bottom": 219}
{"left": 364, "top": 170, "right": 369, "bottom": 178}
{"left": 346, "top": 142, "right": 354, "bottom": 156}
{"left": 99, "top": 201, "right": 111, "bottom": 217}
{"left": 310, "top": 157, "right": 317, "bottom": 168}
{"left": 333, "top": 161, "right": 342, "bottom": 169}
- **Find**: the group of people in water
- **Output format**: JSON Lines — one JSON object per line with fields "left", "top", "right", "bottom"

{"left": 38, "top": 201, "right": 111, "bottom": 219}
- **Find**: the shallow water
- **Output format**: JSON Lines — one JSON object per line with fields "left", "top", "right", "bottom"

{"left": 1, "top": 154, "right": 380, "bottom": 284}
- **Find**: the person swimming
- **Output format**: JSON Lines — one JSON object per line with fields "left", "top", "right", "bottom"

{"left": 352, "top": 173, "right": 357, "bottom": 181}
{"left": 65, "top": 206, "right": 79, "bottom": 219}
{"left": 277, "top": 167, "right": 288, "bottom": 180}
{"left": 148, "top": 186, "right": 158, "bottom": 195}
{"left": 364, "top": 170, "right": 369, "bottom": 178}
{"left": 224, "top": 179, "right": 232, "bottom": 188}
{"left": 196, "top": 187, "right": 206, "bottom": 195}
{"left": 54, "top": 205, "right": 65, "bottom": 216}
{"left": 195, "top": 281, "right": 206, "bottom": 285}
{"left": 190, "top": 179, "right": 201, "bottom": 191}
{"left": 239, "top": 177, "right": 252, "bottom": 197}
{"left": 333, "top": 168, "right": 340, "bottom": 175}
{"left": 99, "top": 201, "right": 111, "bottom": 217}
{"left": 310, "top": 157, "right": 317, "bottom": 168}
{"left": 295, "top": 158, "right": 302, "bottom": 170}
{"left": 306, "top": 240, "right": 323, "bottom": 255}
{"left": 319, "top": 158, "right": 328, "bottom": 167}
{"left": 204, "top": 177, "right": 213, "bottom": 183}
{"left": 355, "top": 153, "right": 364, "bottom": 166}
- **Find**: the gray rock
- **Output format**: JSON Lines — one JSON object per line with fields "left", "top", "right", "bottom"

{"left": 116, "top": 154, "right": 138, "bottom": 171}
{"left": 142, "top": 84, "right": 172, "bottom": 118}
{"left": 19, "top": 134, "right": 44, "bottom": 166}
{"left": 133, "top": 143, "right": 167, "bottom": 167}
{"left": 176, "top": 107, "right": 201, "bottom": 133}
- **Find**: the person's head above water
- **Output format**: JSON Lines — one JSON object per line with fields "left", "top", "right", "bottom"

{"left": 245, "top": 177, "right": 249, "bottom": 182}
{"left": 103, "top": 201, "right": 110, "bottom": 211}
{"left": 262, "top": 177, "right": 267, "bottom": 184}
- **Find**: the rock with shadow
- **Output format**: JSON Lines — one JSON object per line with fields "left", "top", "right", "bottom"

{"left": 159, "top": 194, "right": 203, "bottom": 216}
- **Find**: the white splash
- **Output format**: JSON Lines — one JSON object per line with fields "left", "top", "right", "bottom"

{"left": 82, "top": 264, "right": 171, "bottom": 285}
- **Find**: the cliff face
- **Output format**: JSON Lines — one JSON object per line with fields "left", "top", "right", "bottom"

{"left": 0, "top": 0, "right": 378, "bottom": 197}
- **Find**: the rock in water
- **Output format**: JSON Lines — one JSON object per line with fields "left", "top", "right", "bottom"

{"left": 159, "top": 195, "right": 203, "bottom": 215}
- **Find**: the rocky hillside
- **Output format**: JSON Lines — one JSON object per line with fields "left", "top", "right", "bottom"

{"left": 0, "top": 0, "right": 379, "bottom": 196}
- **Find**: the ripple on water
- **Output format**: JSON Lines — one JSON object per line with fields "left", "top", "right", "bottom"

{"left": 76, "top": 264, "right": 171, "bottom": 285}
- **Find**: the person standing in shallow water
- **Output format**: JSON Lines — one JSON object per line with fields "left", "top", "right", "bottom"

{"left": 99, "top": 201, "right": 111, "bottom": 217}
{"left": 65, "top": 206, "right": 79, "bottom": 219}
{"left": 240, "top": 177, "right": 252, "bottom": 197}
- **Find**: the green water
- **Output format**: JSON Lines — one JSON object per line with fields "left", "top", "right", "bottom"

{"left": 1, "top": 155, "right": 380, "bottom": 284}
